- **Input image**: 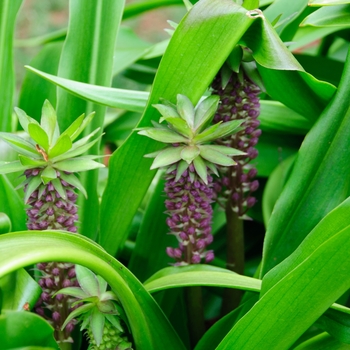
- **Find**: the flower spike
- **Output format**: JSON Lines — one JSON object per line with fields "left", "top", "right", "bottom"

{"left": 138, "top": 94, "right": 245, "bottom": 265}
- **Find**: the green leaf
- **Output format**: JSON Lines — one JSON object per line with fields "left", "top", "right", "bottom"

{"left": 61, "top": 113, "right": 85, "bottom": 139}
{"left": 242, "top": 13, "right": 336, "bottom": 121}
{"left": 52, "top": 136, "right": 100, "bottom": 163}
{"left": 295, "top": 333, "right": 350, "bottom": 349}
{"left": 177, "top": 94, "right": 195, "bottom": 128}
{"left": 144, "top": 265, "right": 261, "bottom": 293}
{"left": 138, "top": 128, "right": 188, "bottom": 143}
{"left": 48, "top": 134, "right": 72, "bottom": 159}
{"left": 54, "top": 158, "right": 104, "bottom": 173}
{"left": 150, "top": 146, "right": 184, "bottom": 169}
{"left": 218, "top": 199, "right": 350, "bottom": 349}
{"left": 56, "top": 286, "right": 88, "bottom": 300}
{"left": 194, "top": 95, "right": 220, "bottom": 132}
{"left": 18, "top": 42, "right": 62, "bottom": 120}
{"left": 263, "top": 0, "right": 308, "bottom": 35}
{"left": 91, "top": 307, "right": 105, "bottom": 346}
{"left": 159, "top": 116, "right": 192, "bottom": 138}
{"left": 18, "top": 155, "right": 46, "bottom": 168}
{"left": 301, "top": 4, "right": 350, "bottom": 28}
{"left": 260, "top": 49, "right": 350, "bottom": 275}
{"left": 24, "top": 175, "right": 41, "bottom": 204}
{"left": 199, "top": 145, "right": 236, "bottom": 166}
{"left": 0, "top": 132, "right": 39, "bottom": 158}
{"left": 27, "top": 123, "right": 49, "bottom": 152}
{"left": 40, "top": 100, "right": 59, "bottom": 145}
{"left": 51, "top": 178, "right": 66, "bottom": 200}
{"left": 316, "top": 309, "right": 350, "bottom": 344}
{"left": 0, "top": 268, "right": 41, "bottom": 312}
{"left": 259, "top": 100, "right": 312, "bottom": 135}
{"left": 262, "top": 155, "right": 296, "bottom": 226}
{"left": 14, "top": 107, "right": 40, "bottom": 134}
{"left": 181, "top": 145, "right": 200, "bottom": 164}
{"left": 175, "top": 160, "right": 190, "bottom": 181}
{"left": 153, "top": 103, "right": 180, "bottom": 119}
{"left": 70, "top": 112, "right": 95, "bottom": 142}
{"left": 261, "top": 197, "right": 350, "bottom": 294}
{"left": 204, "top": 145, "right": 246, "bottom": 156}
{"left": 122, "top": 0, "right": 183, "bottom": 19}
{"left": 309, "top": 0, "right": 350, "bottom": 5}
{"left": 25, "top": 66, "right": 149, "bottom": 113}
{"left": 243, "top": 0, "right": 260, "bottom": 10}
{"left": 0, "top": 160, "right": 29, "bottom": 175}
{"left": 61, "top": 302, "right": 94, "bottom": 331}
{"left": 193, "top": 156, "right": 208, "bottom": 184}
{"left": 128, "top": 177, "right": 174, "bottom": 282}
{"left": 0, "top": 231, "right": 186, "bottom": 349}
{"left": 76, "top": 264, "right": 100, "bottom": 297}
{"left": 100, "top": 0, "right": 256, "bottom": 255}
{"left": 0, "top": 0, "right": 22, "bottom": 132}
{"left": 97, "top": 275, "right": 108, "bottom": 295}
{"left": 194, "top": 120, "right": 243, "bottom": 143}
{"left": 40, "top": 166, "right": 57, "bottom": 185}
{"left": 0, "top": 311, "right": 58, "bottom": 349}
{"left": 0, "top": 212, "right": 11, "bottom": 234}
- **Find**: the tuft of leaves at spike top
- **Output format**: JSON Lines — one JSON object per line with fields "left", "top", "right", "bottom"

{"left": 0, "top": 100, "right": 104, "bottom": 342}
{"left": 138, "top": 94, "right": 245, "bottom": 265}
{"left": 57, "top": 265, "right": 133, "bottom": 350}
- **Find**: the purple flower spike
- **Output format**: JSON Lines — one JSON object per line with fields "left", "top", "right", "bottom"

{"left": 211, "top": 72, "right": 261, "bottom": 217}
{"left": 164, "top": 167, "right": 215, "bottom": 265}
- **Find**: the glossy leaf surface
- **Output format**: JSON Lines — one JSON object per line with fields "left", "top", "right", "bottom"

{"left": 0, "top": 231, "right": 185, "bottom": 350}
{"left": 261, "top": 49, "right": 350, "bottom": 275}
{"left": 217, "top": 205, "right": 350, "bottom": 349}
{"left": 0, "top": 0, "right": 22, "bottom": 132}
{"left": 0, "top": 311, "right": 58, "bottom": 349}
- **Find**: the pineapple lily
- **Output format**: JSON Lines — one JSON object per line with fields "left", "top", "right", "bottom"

{"left": 0, "top": 100, "right": 104, "bottom": 342}
{"left": 138, "top": 94, "right": 245, "bottom": 265}
{"left": 57, "top": 265, "right": 133, "bottom": 350}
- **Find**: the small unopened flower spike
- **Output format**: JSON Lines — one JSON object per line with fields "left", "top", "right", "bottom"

{"left": 57, "top": 265, "right": 133, "bottom": 350}
{"left": 138, "top": 94, "right": 245, "bottom": 265}
{"left": 0, "top": 100, "right": 104, "bottom": 343}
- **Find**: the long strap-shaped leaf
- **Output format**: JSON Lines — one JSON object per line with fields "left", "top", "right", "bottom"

{"left": 216, "top": 198, "right": 350, "bottom": 349}
{"left": 56, "top": 0, "right": 123, "bottom": 240}
{"left": 0, "top": 0, "right": 22, "bottom": 132}
{"left": 0, "top": 231, "right": 185, "bottom": 350}
{"left": 261, "top": 47, "right": 350, "bottom": 275}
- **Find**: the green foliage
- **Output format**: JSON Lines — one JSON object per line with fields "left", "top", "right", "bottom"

{"left": 1, "top": 0, "right": 350, "bottom": 348}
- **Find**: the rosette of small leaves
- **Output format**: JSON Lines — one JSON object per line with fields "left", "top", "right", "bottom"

{"left": 57, "top": 265, "right": 133, "bottom": 350}
{"left": 138, "top": 94, "right": 245, "bottom": 265}
{"left": 211, "top": 71, "right": 261, "bottom": 218}
{"left": 0, "top": 100, "right": 104, "bottom": 342}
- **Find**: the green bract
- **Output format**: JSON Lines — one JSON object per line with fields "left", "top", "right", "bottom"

{"left": 138, "top": 94, "right": 245, "bottom": 184}
{"left": 57, "top": 265, "right": 131, "bottom": 349}
{"left": 0, "top": 100, "right": 104, "bottom": 198}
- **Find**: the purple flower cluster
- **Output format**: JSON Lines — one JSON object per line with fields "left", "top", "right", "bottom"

{"left": 165, "top": 164, "right": 215, "bottom": 265}
{"left": 24, "top": 168, "right": 79, "bottom": 342}
{"left": 211, "top": 73, "right": 261, "bottom": 217}
{"left": 25, "top": 169, "right": 78, "bottom": 232}
{"left": 35, "top": 262, "right": 79, "bottom": 341}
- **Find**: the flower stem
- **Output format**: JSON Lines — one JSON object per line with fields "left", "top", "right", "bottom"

{"left": 221, "top": 199, "right": 245, "bottom": 317}
{"left": 185, "top": 286, "right": 205, "bottom": 348}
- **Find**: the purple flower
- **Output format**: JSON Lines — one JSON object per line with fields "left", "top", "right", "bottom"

{"left": 165, "top": 166, "right": 215, "bottom": 265}
{"left": 211, "top": 72, "right": 261, "bottom": 217}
